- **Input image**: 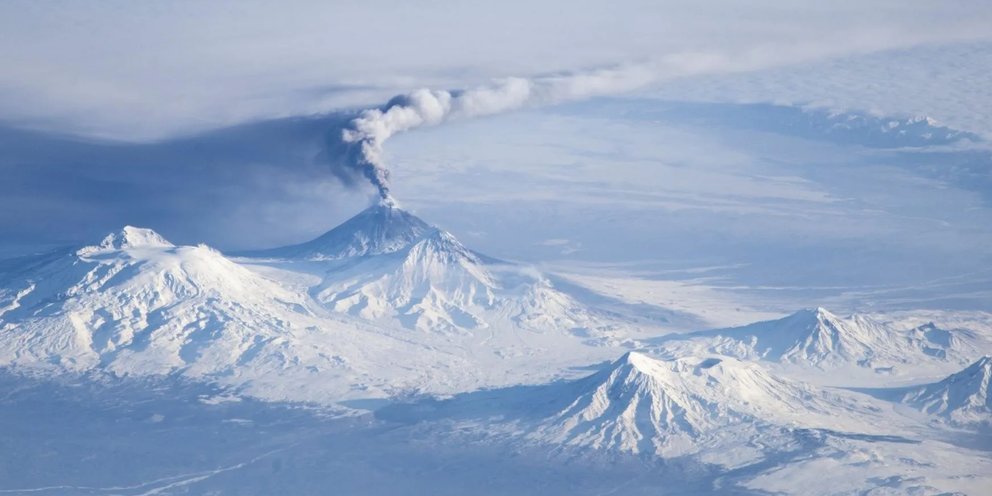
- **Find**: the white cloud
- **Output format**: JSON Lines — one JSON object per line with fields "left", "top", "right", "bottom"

{"left": 1, "top": 0, "right": 990, "bottom": 139}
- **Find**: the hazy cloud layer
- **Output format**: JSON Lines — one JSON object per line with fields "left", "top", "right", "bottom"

{"left": 1, "top": 0, "right": 990, "bottom": 140}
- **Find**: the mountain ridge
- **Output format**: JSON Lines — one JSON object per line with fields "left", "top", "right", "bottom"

{"left": 651, "top": 307, "right": 983, "bottom": 376}
{"left": 0, "top": 226, "right": 487, "bottom": 404}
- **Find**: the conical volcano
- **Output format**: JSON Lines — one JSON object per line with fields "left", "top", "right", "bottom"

{"left": 252, "top": 202, "right": 434, "bottom": 260}
{"left": 250, "top": 202, "right": 594, "bottom": 335}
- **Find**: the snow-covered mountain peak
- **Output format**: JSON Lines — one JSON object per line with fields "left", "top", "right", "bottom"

{"left": 727, "top": 307, "right": 871, "bottom": 365}
{"left": 939, "top": 355, "right": 991, "bottom": 391}
{"left": 83, "top": 226, "right": 174, "bottom": 254}
{"left": 903, "top": 355, "right": 992, "bottom": 427}
{"left": 611, "top": 351, "right": 699, "bottom": 377}
{"left": 509, "top": 350, "right": 894, "bottom": 459}
{"left": 0, "top": 225, "right": 329, "bottom": 383}
{"left": 615, "top": 350, "right": 655, "bottom": 370}
{"left": 742, "top": 309, "right": 984, "bottom": 370}
{"left": 313, "top": 224, "right": 502, "bottom": 332}
{"left": 422, "top": 228, "right": 464, "bottom": 249}
{"left": 253, "top": 203, "right": 434, "bottom": 260}
{"left": 405, "top": 229, "right": 489, "bottom": 273}
{"left": 549, "top": 352, "right": 730, "bottom": 455}
{"left": 293, "top": 204, "right": 595, "bottom": 334}
{"left": 604, "top": 352, "right": 772, "bottom": 387}
{"left": 785, "top": 306, "right": 841, "bottom": 326}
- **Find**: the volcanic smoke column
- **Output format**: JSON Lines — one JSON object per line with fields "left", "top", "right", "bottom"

{"left": 330, "top": 49, "right": 814, "bottom": 204}
{"left": 335, "top": 64, "right": 659, "bottom": 204}
{"left": 340, "top": 88, "right": 463, "bottom": 204}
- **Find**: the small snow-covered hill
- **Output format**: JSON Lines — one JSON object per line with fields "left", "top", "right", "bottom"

{"left": 652, "top": 308, "right": 984, "bottom": 377}
{"left": 903, "top": 356, "right": 992, "bottom": 428}
{"left": 252, "top": 202, "right": 600, "bottom": 336}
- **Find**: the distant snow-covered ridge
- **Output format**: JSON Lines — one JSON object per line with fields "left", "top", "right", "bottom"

{"left": 649, "top": 307, "right": 988, "bottom": 381}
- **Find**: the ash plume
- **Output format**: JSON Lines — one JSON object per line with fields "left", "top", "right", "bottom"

{"left": 333, "top": 64, "right": 656, "bottom": 204}
{"left": 331, "top": 51, "right": 805, "bottom": 203}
